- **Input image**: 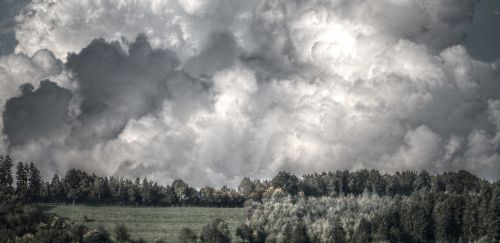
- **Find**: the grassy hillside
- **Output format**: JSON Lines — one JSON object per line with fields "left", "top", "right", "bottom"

{"left": 40, "top": 205, "right": 244, "bottom": 242}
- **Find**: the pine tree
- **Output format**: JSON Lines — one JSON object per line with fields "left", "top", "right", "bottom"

{"left": 27, "top": 162, "right": 42, "bottom": 202}
{"left": 433, "top": 196, "right": 463, "bottom": 242}
{"left": 353, "top": 217, "right": 372, "bottom": 243}
{"left": 478, "top": 182, "right": 492, "bottom": 237}
{"left": 0, "top": 155, "right": 14, "bottom": 195}
{"left": 142, "top": 178, "right": 152, "bottom": 205}
{"left": 488, "top": 186, "right": 500, "bottom": 241}
{"left": 283, "top": 222, "right": 310, "bottom": 243}
{"left": 16, "top": 162, "right": 28, "bottom": 199}
{"left": 50, "top": 174, "right": 64, "bottom": 202}
{"left": 400, "top": 194, "right": 433, "bottom": 242}
{"left": 330, "top": 220, "right": 346, "bottom": 243}
{"left": 462, "top": 195, "right": 480, "bottom": 242}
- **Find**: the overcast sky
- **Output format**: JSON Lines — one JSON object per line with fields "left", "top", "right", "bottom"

{"left": 0, "top": 0, "right": 499, "bottom": 187}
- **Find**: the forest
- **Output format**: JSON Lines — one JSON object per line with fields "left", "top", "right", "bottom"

{"left": 1, "top": 155, "right": 500, "bottom": 242}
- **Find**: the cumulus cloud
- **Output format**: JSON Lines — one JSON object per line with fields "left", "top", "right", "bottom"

{"left": 3, "top": 80, "right": 72, "bottom": 146}
{"left": 1, "top": 0, "right": 499, "bottom": 186}
{"left": 66, "top": 34, "right": 180, "bottom": 145}
{"left": 0, "top": 49, "right": 63, "bottom": 153}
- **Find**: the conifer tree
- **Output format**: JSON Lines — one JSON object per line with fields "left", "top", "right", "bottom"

{"left": 27, "top": 162, "right": 42, "bottom": 201}
{"left": 0, "top": 155, "right": 14, "bottom": 194}
{"left": 16, "top": 162, "right": 28, "bottom": 199}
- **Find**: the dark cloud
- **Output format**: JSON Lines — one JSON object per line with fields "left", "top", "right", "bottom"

{"left": 3, "top": 80, "right": 72, "bottom": 146}
{"left": 113, "top": 160, "right": 155, "bottom": 180}
{"left": 66, "top": 34, "right": 180, "bottom": 145}
{"left": 466, "top": 0, "right": 500, "bottom": 61}
{"left": 0, "top": 0, "right": 31, "bottom": 55}
{"left": 184, "top": 32, "right": 238, "bottom": 79}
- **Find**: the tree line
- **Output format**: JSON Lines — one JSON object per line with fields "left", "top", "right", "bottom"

{"left": 239, "top": 174, "right": 500, "bottom": 243}
{"left": 1, "top": 154, "right": 500, "bottom": 242}
{"left": 1, "top": 154, "right": 498, "bottom": 207}
{"left": 0, "top": 155, "right": 245, "bottom": 207}
{"left": 239, "top": 185, "right": 500, "bottom": 243}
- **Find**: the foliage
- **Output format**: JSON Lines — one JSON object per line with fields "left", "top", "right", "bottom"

{"left": 178, "top": 227, "right": 197, "bottom": 243}
{"left": 243, "top": 188, "right": 500, "bottom": 243}
{"left": 114, "top": 223, "right": 130, "bottom": 242}
{"left": 200, "top": 218, "right": 231, "bottom": 243}
{"left": 0, "top": 197, "right": 115, "bottom": 243}
{"left": 1, "top": 154, "right": 500, "bottom": 242}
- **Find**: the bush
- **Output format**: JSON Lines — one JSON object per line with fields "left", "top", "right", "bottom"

{"left": 114, "top": 224, "right": 130, "bottom": 242}
{"left": 236, "top": 223, "right": 253, "bottom": 242}
{"left": 83, "top": 228, "right": 112, "bottom": 243}
{"left": 200, "top": 218, "right": 231, "bottom": 243}
{"left": 178, "top": 227, "right": 197, "bottom": 243}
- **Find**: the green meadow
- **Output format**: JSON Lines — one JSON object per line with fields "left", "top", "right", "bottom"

{"left": 40, "top": 205, "right": 245, "bottom": 242}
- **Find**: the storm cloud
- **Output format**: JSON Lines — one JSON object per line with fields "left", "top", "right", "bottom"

{"left": 1, "top": 0, "right": 499, "bottom": 186}
{"left": 3, "top": 80, "right": 72, "bottom": 146}
{"left": 66, "top": 34, "right": 180, "bottom": 145}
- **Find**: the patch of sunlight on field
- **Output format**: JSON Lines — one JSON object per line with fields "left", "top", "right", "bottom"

{"left": 39, "top": 205, "right": 245, "bottom": 243}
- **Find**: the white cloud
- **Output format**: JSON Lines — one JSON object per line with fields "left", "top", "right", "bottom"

{"left": 1, "top": 0, "right": 499, "bottom": 186}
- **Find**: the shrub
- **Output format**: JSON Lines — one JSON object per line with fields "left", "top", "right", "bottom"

{"left": 200, "top": 218, "right": 231, "bottom": 243}
{"left": 178, "top": 227, "right": 197, "bottom": 243}
{"left": 114, "top": 224, "right": 130, "bottom": 242}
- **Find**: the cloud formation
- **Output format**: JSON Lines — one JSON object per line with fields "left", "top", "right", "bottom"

{"left": 0, "top": 49, "right": 63, "bottom": 153}
{"left": 1, "top": 0, "right": 499, "bottom": 186}
{"left": 66, "top": 34, "right": 180, "bottom": 146}
{"left": 3, "top": 80, "right": 72, "bottom": 146}
{"left": 0, "top": 0, "right": 30, "bottom": 55}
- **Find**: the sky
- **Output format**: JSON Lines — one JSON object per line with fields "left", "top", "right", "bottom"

{"left": 0, "top": 0, "right": 499, "bottom": 187}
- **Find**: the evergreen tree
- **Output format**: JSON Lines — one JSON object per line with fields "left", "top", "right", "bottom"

{"left": 16, "top": 162, "right": 28, "bottom": 199}
{"left": 433, "top": 196, "right": 463, "bottom": 242}
{"left": 64, "top": 169, "right": 85, "bottom": 203}
{"left": 161, "top": 185, "right": 178, "bottom": 206}
{"left": 271, "top": 171, "right": 299, "bottom": 196}
{"left": 50, "top": 174, "right": 64, "bottom": 202}
{"left": 462, "top": 195, "right": 480, "bottom": 242}
{"left": 400, "top": 194, "right": 433, "bottom": 242}
{"left": 130, "top": 177, "right": 142, "bottom": 205}
{"left": 0, "top": 155, "right": 14, "bottom": 195}
{"left": 488, "top": 186, "right": 500, "bottom": 241}
{"left": 353, "top": 217, "right": 372, "bottom": 243}
{"left": 282, "top": 222, "right": 310, "bottom": 243}
{"left": 478, "top": 181, "right": 493, "bottom": 236}
{"left": 93, "top": 177, "right": 110, "bottom": 202}
{"left": 330, "top": 220, "right": 346, "bottom": 243}
{"left": 40, "top": 181, "right": 50, "bottom": 201}
{"left": 142, "top": 178, "right": 152, "bottom": 205}
{"left": 27, "top": 162, "right": 42, "bottom": 201}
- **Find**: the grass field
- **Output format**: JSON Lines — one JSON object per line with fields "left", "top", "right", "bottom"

{"left": 39, "top": 205, "right": 245, "bottom": 242}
